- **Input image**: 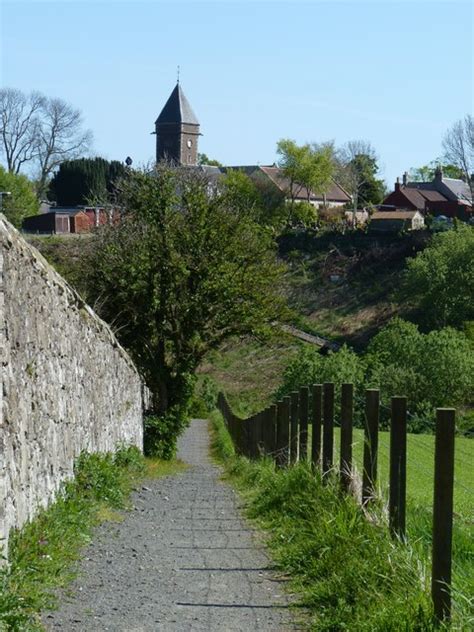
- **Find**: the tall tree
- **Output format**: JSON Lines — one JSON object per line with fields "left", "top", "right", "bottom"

{"left": 82, "top": 166, "right": 285, "bottom": 422}
{"left": 442, "top": 114, "right": 474, "bottom": 199}
{"left": 276, "top": 138, "right": 335, "bottom": 223}
{"left": 35, "top": 97, "right": 92, "bottom": 197}
{"left": 0, "top": 88, "right": 92, "bottom": 197}
{"left": 337, "top": 140, "right": 385, "bottom": 211}
{"left": 49, "top": 157, "right": 126, "bottom": 206}
{"left": 0, "top": 88, "right": 44, "bottom": 174}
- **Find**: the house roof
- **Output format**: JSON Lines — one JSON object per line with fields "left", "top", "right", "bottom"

{"left": 406, "top": 177, "right": 471, "bottom": 205}
{"left": 259, "top": 166, "right": 351, "bottom": 202}
{"left": 155, "top": 83, "right": 199, "bottom": 126}
{"left": 372, "top": 211, "right": 421, "bottom": 220}
{"left": 442, "top": 177, "right": 472, "bottom": 204}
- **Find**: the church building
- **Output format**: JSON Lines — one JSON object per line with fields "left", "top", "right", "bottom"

{"left": 154, "top": 83, "right": 200, "bottom": 166}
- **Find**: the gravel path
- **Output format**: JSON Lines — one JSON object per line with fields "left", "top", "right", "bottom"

{"left": 44, "top": 419, "right": 300, "bottom": 631}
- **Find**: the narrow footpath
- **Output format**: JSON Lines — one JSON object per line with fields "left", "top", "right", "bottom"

{"left": 44, "top": 419, "right": 300, "bottom": 631}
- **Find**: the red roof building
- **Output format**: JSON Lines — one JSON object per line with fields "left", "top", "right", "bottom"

{"left": 383, "top": 168, "right": 472, "bottom": 220}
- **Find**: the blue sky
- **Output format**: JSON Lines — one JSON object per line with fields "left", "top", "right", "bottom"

{"left": 1, "top": 0, "right": 473, "bottom": 186}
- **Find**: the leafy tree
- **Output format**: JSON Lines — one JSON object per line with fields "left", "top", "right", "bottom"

{"left": 367, "top": 318, "right": 474, "bottom": 426}
{"left": 408, "top": 161, "right": 465, "bottom": 182}
{"left": 276, "top": 139, "right": 335, "bottom": 226}
{"left": 48, "top": 157, "right": 126, "bottom": 206}
{"left": 336, "top": 140, "right": 385, "bottom": 211}
{"left": 402, "top": 225, "right": 474, "bottom": 329}
{"left": 223, "top": 169, "right": 286, "bottom": 230}
{"left": 197, "top": 153, "right": 222, "bottom": 167}
{"left": 275, "top": 345, "right": 364, "bottom": 401}
{"left": 82, "top": 165, "right": 285, "bottom": 440}
{"left": 0, "top": 166, "right": 39, "bottom": 227}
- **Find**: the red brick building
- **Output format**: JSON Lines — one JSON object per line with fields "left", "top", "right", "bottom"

{"left": 382, "top": 168, "right": 472, "bottom": 220}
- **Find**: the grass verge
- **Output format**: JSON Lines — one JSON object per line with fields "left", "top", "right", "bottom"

{"left": 209, "top": 409, "right": 471, "bottom": 631}
{"left": 0, "top": 446, "right": 187, "bottom": 631}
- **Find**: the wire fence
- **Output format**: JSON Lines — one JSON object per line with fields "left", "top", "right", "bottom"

{"left": 217, "top": 384, "right": 473, "bottom": 624}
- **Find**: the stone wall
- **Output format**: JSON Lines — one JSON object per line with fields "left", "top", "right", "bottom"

{"left": 0, "top": 215, "right": 145, "bottom": 558}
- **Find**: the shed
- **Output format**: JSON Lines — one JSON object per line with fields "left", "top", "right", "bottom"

{"left": 22, "top": 212, "right": 71, "bottom": 234}
{"left": 369, "top": 210, "right": 425, "bottom": 232}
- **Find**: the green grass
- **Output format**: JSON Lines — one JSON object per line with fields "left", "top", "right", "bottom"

{"left": 210, "top": 410, "right": 473, "bottom": 630}
{"left": 0, "top": 447, "right": 187, "bottom": 631}
{"left": 199, "top": 334, "right": 301, "bottom": 416}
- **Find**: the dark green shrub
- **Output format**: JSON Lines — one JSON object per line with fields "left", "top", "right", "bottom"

{"left": 144, "top": 408, "right": 189, "bottom": 460}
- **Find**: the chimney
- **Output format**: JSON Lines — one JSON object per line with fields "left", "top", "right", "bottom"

{"left": 402, "top": 171, "right": 408, "bottom": 186}
{"left": 395, "top": 177, "right": 400, "bottom": 192}
{"left": 434, "top": 166, "right": 443, "bottom": 182}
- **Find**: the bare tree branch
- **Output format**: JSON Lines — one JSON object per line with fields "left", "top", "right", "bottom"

{"left": 35, "top": 97, "right": 93, "bottom": 197}
{"left": 0, "top": 88, "right": 44, "bottom": 173}
{"left": 442, "top": 115, "right": 474, "bottom": 200}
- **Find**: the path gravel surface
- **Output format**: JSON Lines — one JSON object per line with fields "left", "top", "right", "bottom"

{"left": 44, "top": 419, "right": 300, "bottom": 631}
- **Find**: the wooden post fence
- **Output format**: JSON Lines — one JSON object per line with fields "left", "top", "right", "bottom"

{"left": 217, "top": 390, "right": 460, "bottom": 624}
{"left": 362, "top": 389, "right": 379, "bottom": 506}
{"left": 322, "top": 382, "right": 334, "bottom": 477}
{"left": 389, "top": 396, "right": 407, "bottom": 539}
{"left": 290, "top": 391, "right": 299, "bottom": 464}
{"left": 311, "top": 384, "right": 322, "bottom": 470}
{"left": 340, "top": 383, "right": 353, "bottom": 493}
{"left": 299, "top": 386, "right": 309, "bottom": 462}
{"left": 432, "top": 408, "right": 455, "bottom": 623}
{"left": 276, "top": 397, "right": 290, "bottom": 468}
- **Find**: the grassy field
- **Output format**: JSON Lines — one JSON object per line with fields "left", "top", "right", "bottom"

{"left": 327, "top": 427, "right": 473, "bottom": 519}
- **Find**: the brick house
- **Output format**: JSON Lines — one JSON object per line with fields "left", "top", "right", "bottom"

{"left": 382, "top": 167, "right": 472, "bottom": 220}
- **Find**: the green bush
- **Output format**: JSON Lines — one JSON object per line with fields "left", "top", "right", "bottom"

{"left": 0, "top": 166, "right": 39, "bottom": 228}
{"left": 367, "top": 319, "right": 474, "bottom": 429}
{"left": 275, "top": 344, "right": 364, "bottom": 400}
{"left": 402, "top": 224, "right": 474, "bottom": 329}
{"left": 275, "top": 318, "right": 474, "bottom": 433}
{"left": 144, "top": 408, "right": 189, "bottom": 460}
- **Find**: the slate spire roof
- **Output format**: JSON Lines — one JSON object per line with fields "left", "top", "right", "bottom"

{"left": 155, "top": 83, "right": 199, "bottom": 126}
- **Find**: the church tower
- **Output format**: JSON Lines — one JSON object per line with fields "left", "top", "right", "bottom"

{"left": 154, "top": 83, "right": 200, "bottom": 166}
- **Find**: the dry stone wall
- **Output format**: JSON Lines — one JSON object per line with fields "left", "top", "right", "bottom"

{"left": 0, "top": 215, "right": 145, "bottom": 558}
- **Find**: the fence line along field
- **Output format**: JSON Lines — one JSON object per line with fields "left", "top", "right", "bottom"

{"left": 217, "top": 383, "right": 473, "bottom": 625}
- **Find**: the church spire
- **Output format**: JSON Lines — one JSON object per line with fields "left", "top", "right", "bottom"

{"left": 154, "top": 83, "right": 200, "bottom": 166}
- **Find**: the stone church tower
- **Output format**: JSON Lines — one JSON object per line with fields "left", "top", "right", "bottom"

{"left": 154, "top": 83, "right": 200, "bottom": 166}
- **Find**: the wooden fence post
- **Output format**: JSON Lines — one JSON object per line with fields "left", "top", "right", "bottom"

{"left": 322, "top": 382, "right": 335, "bottom": 477}
{"left": 299, "top": 386, "right": 309, "bottom": 462}
{"left": 248, "top": 414, "right": 256, "bottom": 459}
{"left": 432, "top": 408, "right": 455, "bottom": 623}
{"left": 267, "top": 404, "right": 277, "bottom": 458}
{"left": 311, "top": 384, "right": 322, "bottom": 470}
{"left": 276, "top": 399, "right": 290, "bottom": 468}
{"left": 389, "top": 396, "right": 407, "bottom": 539}
{"left": 362, "top": 389, "right": 379, "bottom": 506}
{"left": 290, "top": 391, "right": 299, "bottom": 464}
{"left": 340, "top": 383, "right": 353, "bottom": 493}
{"left": 261, "top": 408, "right": 269, "bottom": 456}
{"left": 254, "top": 410, "right": 265, "bottom": 458}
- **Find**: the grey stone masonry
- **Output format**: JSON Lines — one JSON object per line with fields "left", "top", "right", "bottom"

{"left": 0, "top": 215, "right": 145, "bottom": 560}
